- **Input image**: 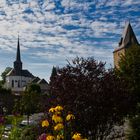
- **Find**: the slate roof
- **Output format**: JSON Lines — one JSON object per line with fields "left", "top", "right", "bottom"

{"left": 6, "top": 68, "right": 34, "bottom": 78}
{"left": 114, "top": 22, "right": 139, "bottom": 53}
{"left": 37, "top": 79, "right": 48, "bottom": 84}
{"left": 31, "top": 77, "right": 40, "bottom": 83}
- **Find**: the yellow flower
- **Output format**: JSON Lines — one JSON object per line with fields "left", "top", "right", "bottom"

{"left": 54, "top": 123, "right": 64, "bottom": 131}
{"left": 49, "top": 107, "right": 55, "bottom": 113}
{"left": 46, "top": 135, "right": 55, "bottom": 140}
{"left": 55, "top": 105, "right": 63, "bottom": 112}
{"left": 42, "top": 120, "right": 49, "bottom": 127}
{"left": 52, "top": 114, "right": 63, "bottom": 123}
{"left": 56, "top": 134, "right": 64, "bottom": 140}
{"left": 72, "top": 133, "right": 82, "bottom": 140}
{"left": 66, "top": 114, "right": 75, "bottom": 121}
{"left": 55, "top": 111, "right": 61, "bottom": 115}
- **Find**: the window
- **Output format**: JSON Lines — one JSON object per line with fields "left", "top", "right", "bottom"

{"left": 12, "top": 80, "right": 14, "bottom": 88}
{"left": 18, "top": 80, "right": 20, "bottom": 88}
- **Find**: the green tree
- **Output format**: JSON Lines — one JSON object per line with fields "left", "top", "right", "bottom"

{"left": 118, "top": 45, "right": 140, "bottom": 101}
{"left": 1, "top": 67, "right": 12, "bottom": 84}
{"left": 0, "top": 86, "right": 14, "bottom": 114}
{"left": 118, "top": 45, "right": 140, "bottom": 140}
{"left": 21, "top": 84, "right": 41, "bottom": 124}
{"left": 50, "top": 66, "right": 57, "bottom": 81}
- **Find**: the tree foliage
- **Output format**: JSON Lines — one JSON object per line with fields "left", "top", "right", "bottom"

{"left": 118, "top": 45, "right": 140, "bottom": 140}
{"left": 118, "top": 45, "right": 140, "bottom": 101}
{"left": 49, "top": 57, "right": 134, "bottom": 139}
{"left": 50, "top": 66, "right": 57, "bottom": 82}
{"left": 1, "top": 67, "right": 12, "bottom": 84}
{"left": 0, "top": 86, "right": 14, "bottom": 114}
{"left": 21, "top": 84, "right": 41, "bottom": 124}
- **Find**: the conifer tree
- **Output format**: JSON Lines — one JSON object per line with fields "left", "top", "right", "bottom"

{"left": 50, "top": 66, "right": 57, "bottom": 81}
{"left": 118, "top": 45, "right": 140, "bottom": 139}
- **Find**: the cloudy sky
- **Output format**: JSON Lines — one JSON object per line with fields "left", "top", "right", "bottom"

{"left": 0, "top": 0, "right": 140, "bottom": 81}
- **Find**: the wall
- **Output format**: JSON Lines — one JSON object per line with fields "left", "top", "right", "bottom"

{"left": 113, "top": 48, "right": 125, "bottom": 69}
{"left": 5, "top": 76, "right": 33, "bottom": 92}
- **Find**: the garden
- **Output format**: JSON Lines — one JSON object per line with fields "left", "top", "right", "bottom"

{"left": 0, "top": 46, "right": 140, "bottom": 140}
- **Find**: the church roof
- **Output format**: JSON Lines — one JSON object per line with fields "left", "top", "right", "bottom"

{"left": 114, "top": 22, "right": 139, "bottom": 52}
{"left": 6, "top": 68, "right": 34, "bottom": 77}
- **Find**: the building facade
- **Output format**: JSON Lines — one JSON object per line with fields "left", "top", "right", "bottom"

{"left": 113, "top": 22, "right": 139, "bottom": 68}
{"left": 5, "top": 38, "right": 34, "bottom": 94}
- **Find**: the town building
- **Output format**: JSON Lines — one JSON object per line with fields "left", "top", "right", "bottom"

{"left": 5, "top": 37, "right": 48, "bottom": 94}
{"left": 113, "top": 22, "right": 139, "bottom": 68}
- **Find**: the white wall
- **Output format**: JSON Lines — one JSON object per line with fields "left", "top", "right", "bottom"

{"left": 5, "top": 76, "right": 33, "bottom": 92}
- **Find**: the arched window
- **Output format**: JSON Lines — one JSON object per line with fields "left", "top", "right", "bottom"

{"left": 12, "top": 80, "right": 14, "bottom": 87}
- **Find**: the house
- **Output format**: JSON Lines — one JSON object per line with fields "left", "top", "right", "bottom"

{"left": 30, "top": 77, "right": 49, "bottom": 94}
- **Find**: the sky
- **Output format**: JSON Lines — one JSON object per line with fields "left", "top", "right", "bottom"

{"left": 0, "top": 0, "right": 140, "bottom": 81}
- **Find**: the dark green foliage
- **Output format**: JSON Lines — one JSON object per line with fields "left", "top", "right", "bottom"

{"left": 27, "top": 84, "right": 41, "bottom": 93}
{"left": 1, "top": 67, "right": 12, "bottom": 84}
{"left": 50, "top": 66, "right": 57, "bottom": 81}
{"left": 19, "top": 125, "right": 44, "bottom": 140}
{"left": 20, "top": 84, "right": 41, "bottom": 124}
{"left": 12, "top": 99, "right": 22, "bottom": 115}
{"left": 118, "top": 45, "right": 140, "bottom": 101}
{"left": 127, "top": 113, "right": 140, "bottom": 140}
{"left": 0, "top": 86, "right": 16, "bottom": 114}
{"left": 118, "top": 45, "right": 140, "bottom": 139}
{"left": 20, "top": 126, "right": 37, "bottom": 140}
{"left": 49, "top": 57, "right": 133, "bottom": 139}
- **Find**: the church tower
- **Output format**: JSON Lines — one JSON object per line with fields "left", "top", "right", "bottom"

{"left": 13, "top": 37, "right": 22, "bottom": 75}
{"left": 113, "top": 22, "right": 139, "bottom": 68}
{"left": 5, "top": 37, "right": 34, "bottom": 94}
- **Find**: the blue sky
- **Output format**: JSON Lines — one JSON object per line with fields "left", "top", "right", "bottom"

{"left": 0, "top": 0, "right": 140, "bottom": 81}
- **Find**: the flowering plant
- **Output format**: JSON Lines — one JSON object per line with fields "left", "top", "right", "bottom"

{"left": 38, "top": 105, "right": 87, "bottom": 140}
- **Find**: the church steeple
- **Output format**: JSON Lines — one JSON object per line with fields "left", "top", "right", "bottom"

{"left": 113, "top": 22, "right": 139, "bottom": 69}
{"left": 16, "top": 36, "right": 21, "bottom": 61}
{"left": 14, "top": 37, "right": 22, "bottom": 73}
{"left": 118, "top": 22, "right": 139, "bottom": 48}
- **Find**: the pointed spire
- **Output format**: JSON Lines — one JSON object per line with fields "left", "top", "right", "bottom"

{"left": 16, "top": 35, "right": 21, "bottom": 61}
{"left": 14, "top": 36, "right": 22, "bottom": 72}
{"left": 119, "top": 21, "right": 139, "bottom": 47}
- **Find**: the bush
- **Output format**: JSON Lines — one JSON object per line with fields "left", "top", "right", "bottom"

{"left": 49, "top": 57, "right": 134, "bottom": 139}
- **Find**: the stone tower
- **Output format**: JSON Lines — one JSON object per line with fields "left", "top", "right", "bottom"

{"left": 113, "top": 22, "right": 139, "bottom": 68}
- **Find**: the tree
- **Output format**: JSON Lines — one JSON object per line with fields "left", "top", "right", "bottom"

{"left": 49, "top": 57, "right": 134, "bottom": 139}
{"left": 21, "top": 84, "right": 41, "bottom": 124}
{"left": 50, "top": 66, "right": 57, "bottom": 81}
{"left": 118, "top": 45, "right": 140, "bottom": 101}
{"left": 118, "top": 45, "right": 140, "bottom": 140}
{"left": 1, "top": 67, "right": 12, "bottom": 84}
{"left": 0, "top": 86, "right": 15, "bottom": 114}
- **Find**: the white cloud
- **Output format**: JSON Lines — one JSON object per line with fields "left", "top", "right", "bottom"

{"left": 90, "top": 21, "right": 118, "bottom": 37}
{"left": 0, "top": 0, "right": 139, "bottom": 80}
